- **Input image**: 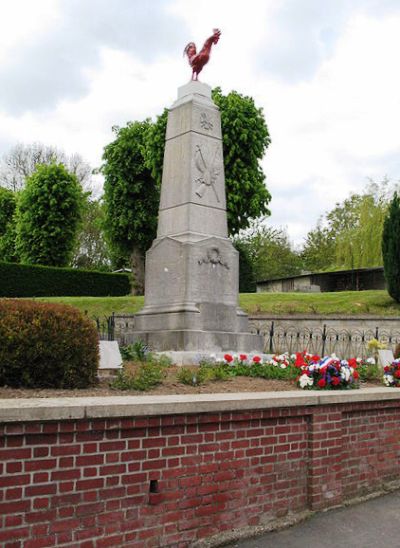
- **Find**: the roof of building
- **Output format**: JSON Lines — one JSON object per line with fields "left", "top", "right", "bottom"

{"left": 257, "top": 266, "right": 384, "bottom": 285}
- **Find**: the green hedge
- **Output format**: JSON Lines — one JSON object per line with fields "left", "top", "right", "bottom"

{"left": 0, "top": 299, "right": 99, "bottom": 388}
{"left": 0, "top": 262, "right": 130, "bottom": 297}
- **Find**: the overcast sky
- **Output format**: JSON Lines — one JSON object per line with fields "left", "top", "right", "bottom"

{"left": 1, "top": 0, "right": 399, "bottom": 246}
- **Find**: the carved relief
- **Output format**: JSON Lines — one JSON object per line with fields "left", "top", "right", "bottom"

{"left": 200, "top": 112, "right": 213, "bottom": 130}
{"left": 198, "top": 247, "right": 229, "bottom": 269}
{"left": 194, "top": 144, "right": 221, "bottom": 202}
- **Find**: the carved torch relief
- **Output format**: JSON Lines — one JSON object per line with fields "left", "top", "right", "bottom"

{"left": 193, "top": 142, "right": 222, "bottom": 202}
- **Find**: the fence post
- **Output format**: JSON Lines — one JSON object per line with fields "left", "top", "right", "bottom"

{"left": 269, "top": 321, "right": 274, "bottom": 354}
{"left": 321, "top": 324, "right": 327, "bottom": 356}
{"left": 375, "top": 326, "right": 379, "bottom": 340}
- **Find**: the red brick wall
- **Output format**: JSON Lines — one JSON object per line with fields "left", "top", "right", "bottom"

{"left": 1, "top": 399, "right": 400, "bottom": 547}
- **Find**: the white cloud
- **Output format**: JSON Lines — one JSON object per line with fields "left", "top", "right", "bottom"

{"left": 0, "top": 0, "right": 399, "bottom": 246}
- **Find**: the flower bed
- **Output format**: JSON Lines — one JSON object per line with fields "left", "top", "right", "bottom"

{"left": 217, "top": 351, "right": 380, "bottom": 390}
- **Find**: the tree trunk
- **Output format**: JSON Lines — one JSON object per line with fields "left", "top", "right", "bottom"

{"left": 130, "top": 247, "right": 145, "bottom": 295}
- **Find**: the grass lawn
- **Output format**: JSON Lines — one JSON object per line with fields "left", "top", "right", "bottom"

{"left": 35, "top": 290, "right": 400, "bottom": 318}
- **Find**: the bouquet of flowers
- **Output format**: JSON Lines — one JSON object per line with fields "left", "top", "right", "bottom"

{"left": 297, "top": 355, "right": 360, "bottom": 390}
{"left": 383, "top": 359, "right": 400, "bottom": 387}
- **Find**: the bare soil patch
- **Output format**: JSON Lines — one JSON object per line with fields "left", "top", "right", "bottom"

{"left": 0, "top": 366, "right": 380, "bottom": 399}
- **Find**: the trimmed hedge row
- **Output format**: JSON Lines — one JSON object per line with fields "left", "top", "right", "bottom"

{"left": 0, "top": 299, "right": 99, "bottom": 388}
{"left": 0, "top": 261, "right": 130, "bottom": 297}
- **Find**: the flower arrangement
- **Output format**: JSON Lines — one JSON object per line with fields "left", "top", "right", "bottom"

{"left": 296, "top": 354, "right": 360, "bottom": 390}
{"left": 383, "top": 359, "right": 400, "bottom": 387}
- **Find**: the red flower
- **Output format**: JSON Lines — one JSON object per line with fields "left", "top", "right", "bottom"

{"left": 395, "top": 370, "right": 400, "bottom": 379}
{"left": 331, "top": 376, "right": 341, "bottom": 386}
{"left": 317, "top": 378, "right": 326, "bottom": 388}
{"left": 384, "top": 366, "right": 390, "bottom": 372}
{"left": 295, "top": 352, "right": 306, "bottom": 367}
{"left": 224, "top": 354, "right": 233, "bottom": 363}
{"left": 348, "top": 358, "right": 357, "bottom": 368}
{"left": 311, "top": 355, "right": 320, "bottom": 363}
{"left": 353, "top": 371, "right": 359, "bottom": 380}
{"left": 239, "top": 354, "right": 247, "bottom": 362}
{"left": 252, "top": 355, "right": 261, "bottom": 363}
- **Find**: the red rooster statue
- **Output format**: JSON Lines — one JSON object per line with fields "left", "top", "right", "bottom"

{"left": 183, "top": 28, "right": 221, "bottom": 81}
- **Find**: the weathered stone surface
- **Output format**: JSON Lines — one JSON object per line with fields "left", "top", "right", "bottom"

{"left": 134, "top": 80, "right": 262, "bottom": 353}
{"left": 378, "top": 349, "right": 395, "bottom": 367}
{"left": 98, "top": 341, "right": 123, "bottom": 370}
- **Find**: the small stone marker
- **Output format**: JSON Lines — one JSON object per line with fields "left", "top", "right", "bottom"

{"left": 378, "top": 349, "right": 395, "bottom": 367}
{"left": 98, "top": 341, "right": 123, "bottom": 377}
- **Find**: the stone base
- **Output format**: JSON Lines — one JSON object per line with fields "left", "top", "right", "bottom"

{"left": 153, "top": 351, "right": 272, "bottom": 366}
{"left": 123, "top": 329, "right": 264, "bottom": 353}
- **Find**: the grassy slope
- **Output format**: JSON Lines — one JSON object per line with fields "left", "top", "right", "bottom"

{"left": 35, "top": 290, "right": 400, "bottom": 318}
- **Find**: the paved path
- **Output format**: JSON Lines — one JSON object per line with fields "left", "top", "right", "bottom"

{"left": 228, "top": 490, "right": 400, "bottom": 548}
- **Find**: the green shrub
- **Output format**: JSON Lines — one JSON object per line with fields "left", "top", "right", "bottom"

{"left": 111, "top": 361, "right": 167, "bottom": 391}
{"left": 120, "top": 341, "right": 150, "bottom": 362}
{"left": 0, "top": 261, "right": 130, "bottom": 297}
{"left": 177, "top": 362, "right": 230, "bottom": 386}
{"left": 0, "top": 299, "right": 99, "bottom": 388}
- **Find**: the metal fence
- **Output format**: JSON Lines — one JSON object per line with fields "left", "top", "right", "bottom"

{"left": 94, "top": 314, "right": 400, "bottom": 358}
{"left": 248, "top": 320, "right": 400, "bottom": 358}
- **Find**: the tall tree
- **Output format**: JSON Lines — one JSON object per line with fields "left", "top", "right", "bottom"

{"left": 301, "top": 221, "right": 335, "bottom": 272}
{"left": 212, "top": 87, "right": 271, "bottom": 235}
{"left": 72, "top": 199, "right": 112, "bottom": 271}
{"left": 16, "top": 164, "right": 83, "bottom": 266}
{"left": 235, "top": 222, "right": 302, "bottom": 282}
{"left": 301, "top": 179, "right": 396, "bottom": 272}
{"left": 0, "top": 143, "right": 92, "bottom": 191}
{"left": 0, "top": 187, "right": 18, "bottom": 262}
{"left": 102, "top": 121, "right": 159, "bottom": 294}
{"left": 382, "top": 192, "right": 400, "bottom": 302}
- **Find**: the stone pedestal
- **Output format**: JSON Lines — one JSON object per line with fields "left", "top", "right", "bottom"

{"left": 133, "top": 81, "right": 262, "bottom": 353}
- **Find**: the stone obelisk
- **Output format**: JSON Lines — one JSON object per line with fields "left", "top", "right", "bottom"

{"left": 133, "top": 81, "right": 263, "bottom": 354}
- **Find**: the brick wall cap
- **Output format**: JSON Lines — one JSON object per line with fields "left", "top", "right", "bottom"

{"left": 1, "top": 388, "right": 400, "bottom": 423}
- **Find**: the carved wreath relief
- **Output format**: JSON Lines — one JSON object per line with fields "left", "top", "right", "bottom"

{"left": 198, "top": 247, "right": 229, "bottom": 269}
{"left": 194, "top": 143, "right": 221, "bottom": 202}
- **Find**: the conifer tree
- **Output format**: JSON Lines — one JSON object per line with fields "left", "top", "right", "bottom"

{"left": 382, "top": 192, "right": 400, "bottom": 302}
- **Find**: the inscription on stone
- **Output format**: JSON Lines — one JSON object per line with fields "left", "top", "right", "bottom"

{"left": 194, "top": 144, "right": 221, "bottom": 202}
{"left": 198, "top": 247, "right": 229, "bottom": 269}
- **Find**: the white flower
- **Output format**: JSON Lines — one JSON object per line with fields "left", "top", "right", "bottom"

{"left": 340, "top": 367, "right": 351, "bottom": 382}
{"left": 280, "top": 364, "right": 287, "bottom": 369}
{"left": 384, "top": 374, "right": 393, "bottom": 386}
{"left": 299, "top": 374, "right": 313, "bottom": 388}
{"left": 367, "top": 357, "right": 375, "bottom": 365}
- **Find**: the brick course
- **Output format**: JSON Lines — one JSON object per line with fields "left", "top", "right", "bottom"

{"left": 1, "top": 396, "right": 400, "bottom": 547}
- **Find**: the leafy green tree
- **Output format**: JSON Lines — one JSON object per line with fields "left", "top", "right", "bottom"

{"left": 235, "top": 222, "right": 302, "bottom": 282}
{"left": 212, "top": 88, "right": 271, "bottom": 235}
{"left": 16, "top": 164, "right": 83, "bottom": 266}
{"left": 301, "top": 221, "right": 335, "bottom": 272}
{"left": 382, "top": 192, "right": 400, "bottom": 302}
{"left": 234, "top": 241, "right": 256, "bottom": 292}
{"left": 302, "top": 179, "right": 395, "bottom": 272}
{"left": 145, "top": 88, "right": 271, "bottom": 236}
{"left": 72, "top": 199, "right": 112, "bottom": 270}
{"left": 0, "top": 187, "right": 18, "bottom": 262}
{"left": 333, "top": 193, "right": 387, "bottom": 269}
{"left": 102, "top": 121, "right": 159, "bottom": 294}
